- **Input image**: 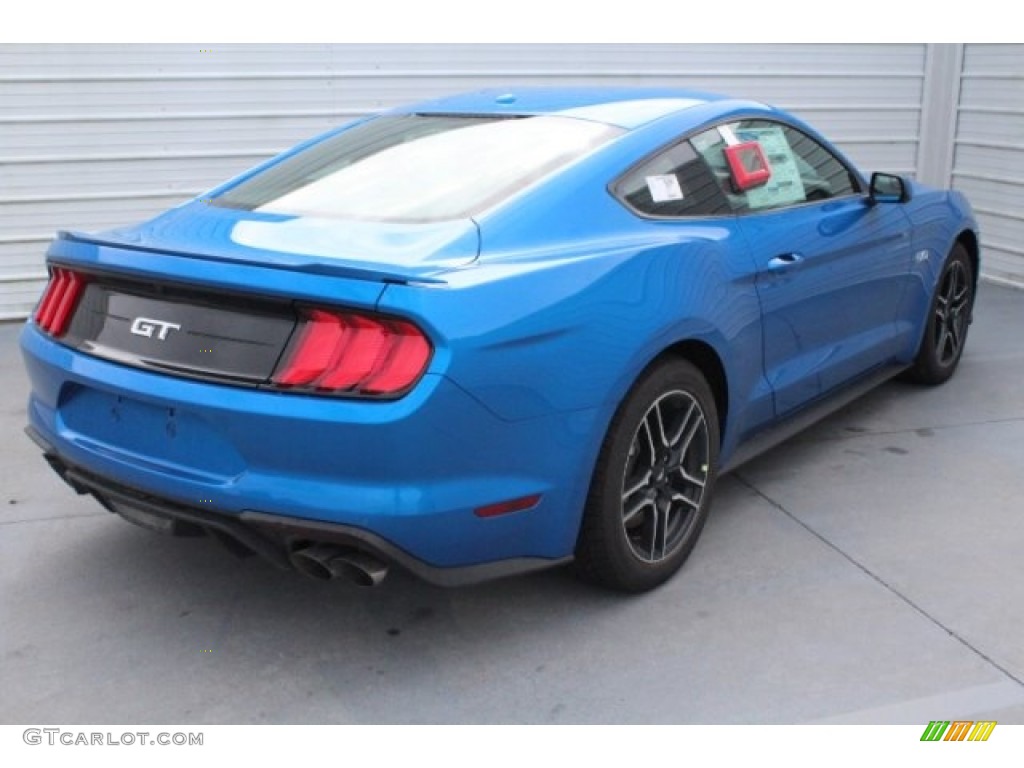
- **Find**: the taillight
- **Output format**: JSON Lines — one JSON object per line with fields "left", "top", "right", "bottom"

{"left": 34, "top": 267, "right": 87, "bottom": 337}
{"left": 271, "top": 308, "right": 432, "bottom": 397}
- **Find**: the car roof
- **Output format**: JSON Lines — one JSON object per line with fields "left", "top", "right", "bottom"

{"left": 394, "top": 87, "right": 766, "bottom": 130}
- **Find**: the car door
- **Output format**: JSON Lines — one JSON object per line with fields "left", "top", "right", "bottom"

{"left": 691, "top": 119, "right": 914, "bottom": 416}
{"left": 612, "top": 136, "right": 774, "bottom": 444}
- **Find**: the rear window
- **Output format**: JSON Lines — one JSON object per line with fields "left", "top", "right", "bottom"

{"left": 214, "top": 114, "right": 623, "bottom": 223}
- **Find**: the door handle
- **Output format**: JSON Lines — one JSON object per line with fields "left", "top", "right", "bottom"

{"left": 767, "top": 252, "right": 804, "bottom": 271}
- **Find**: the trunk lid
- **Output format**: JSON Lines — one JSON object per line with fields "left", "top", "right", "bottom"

{"left": 79, "top": 200, "right": 479, "bottom": 284}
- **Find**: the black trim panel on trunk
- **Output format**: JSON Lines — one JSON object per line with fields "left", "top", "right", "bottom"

{"left": 63, "top": 277, "right": 297, "bottom": 386}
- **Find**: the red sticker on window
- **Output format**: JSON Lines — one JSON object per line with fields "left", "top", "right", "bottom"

{"left": 725, "top": 141, "right": 771, "bottom": 191}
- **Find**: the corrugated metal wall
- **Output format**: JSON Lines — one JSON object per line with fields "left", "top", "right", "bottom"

{"left": 0, "top": 43, "right": 945, "bottom": 318}
{"left": 952, "top": 44, "right": 1024, "bottom": 286}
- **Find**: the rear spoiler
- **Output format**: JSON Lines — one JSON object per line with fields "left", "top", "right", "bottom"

{"left": 57, "top": 230, "right": 451, "bottom": 286}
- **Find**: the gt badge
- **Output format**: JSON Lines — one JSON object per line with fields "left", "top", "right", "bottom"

{"left": 130, "top": 317, "right": 181, "bottom": 341}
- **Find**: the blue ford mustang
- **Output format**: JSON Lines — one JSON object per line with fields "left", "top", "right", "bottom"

{"left": 20, "top": 88, "right": 979, "bottom": 592}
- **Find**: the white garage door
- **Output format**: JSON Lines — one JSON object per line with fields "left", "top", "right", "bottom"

{"left": 952, "top": 44, "right": 1024, "bottom": 285}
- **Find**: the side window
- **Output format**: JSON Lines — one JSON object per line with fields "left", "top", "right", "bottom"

{"left": 690, "top": 119, "right": 860, "bottom": 213}
{"left": 614, "top": 140, "right": 732, "bottom": 217}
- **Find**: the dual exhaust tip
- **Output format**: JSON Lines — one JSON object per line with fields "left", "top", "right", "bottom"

{"left": 290, "top": 543, "right": 389, "bottom": 587}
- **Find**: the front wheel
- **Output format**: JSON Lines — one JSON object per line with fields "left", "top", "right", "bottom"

{"left": 575, "top": 359, "right": 720, "bottom": 592}
{"left": 905, "top": 243, "right": 975, "bottom": 385}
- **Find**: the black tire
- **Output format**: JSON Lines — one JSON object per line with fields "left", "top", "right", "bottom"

{"left": 905, "top": 243, "right": 975, "bottom": 385}
{"left": 575, "top": 359, "right": 720, "bottom": 592}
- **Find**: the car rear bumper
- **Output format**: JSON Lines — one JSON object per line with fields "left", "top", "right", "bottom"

{"left": 28, "top": 430, "right": 570, "bottom": 586}
{"left": 20, "top": 323, "right": 602, "bottom": 578}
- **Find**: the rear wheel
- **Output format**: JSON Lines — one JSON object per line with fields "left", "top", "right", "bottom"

{"left": 575, "top": 359, "right": 720, "bottom": 592}
{"left": 905, "top": 243, "right": 974, "bottom": 385}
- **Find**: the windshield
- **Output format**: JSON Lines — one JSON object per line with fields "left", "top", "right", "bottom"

{"left": 213, "top": 114, "right": 623, "bottom": 223}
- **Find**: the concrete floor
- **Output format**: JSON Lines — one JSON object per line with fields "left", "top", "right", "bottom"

{"left": 1, "top": 282, "right": 1022, "bottom": 725}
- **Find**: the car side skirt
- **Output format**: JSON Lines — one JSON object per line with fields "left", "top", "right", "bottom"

{"left": 722, "top": 363, "right": 908, "bottom": 473}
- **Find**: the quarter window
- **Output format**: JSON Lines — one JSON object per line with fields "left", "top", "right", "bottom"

{"left": 614, "top": 140, "right": 732, "bottom": 217}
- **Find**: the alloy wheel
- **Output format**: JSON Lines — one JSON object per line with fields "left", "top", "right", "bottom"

{"left": 934, "top": 259, "right": 971, "bottom": 367}
{"left": 620, "top": 390, "right": 709, "bottom": 563}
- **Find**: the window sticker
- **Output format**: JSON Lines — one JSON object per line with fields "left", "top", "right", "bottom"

{"left": 646, "top": 174, "right": 684, "bottom": 203}
{"left": 734, "top": 125, "right": 805, "bottom": 209}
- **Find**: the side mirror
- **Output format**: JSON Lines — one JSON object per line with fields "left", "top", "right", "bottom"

{"left": 868, "top": 172, "right": 912, "bottom": 205}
